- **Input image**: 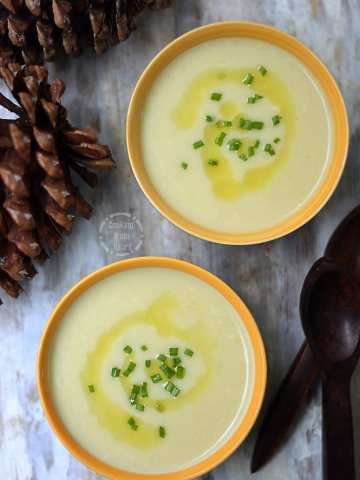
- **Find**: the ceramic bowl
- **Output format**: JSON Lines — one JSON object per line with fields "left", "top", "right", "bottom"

{"left": 126, "top": 22, "right": 348, "bottom": 245}
{"left": 37, "top": 256, "right": 266, "bottom": 480}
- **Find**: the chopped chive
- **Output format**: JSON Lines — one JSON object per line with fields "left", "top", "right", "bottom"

{"left": 248, "top": 146, "right": 256, "bottom": 157}
{"left": 135, "top": 403, "right": 145, "bottom": 412}
{"left": 205, "top": 115, "right": 214, "bottom": 122}
{"left": 264, "top": 143, "right": 276, "bottom": 156}
{"left": 88, "top": 384, "right": 95, "bottom": 393}
{"left": 274, "top": 137, "right": 281, "bottom": 144}
{"left": 216, "top": 120, "right": 232, "bottom": 128}
{"left": 239, "top": 153, "right": 248, "bottom": 161}
{"left": 164, "top": 381, "right": 181, "bottom": 397}
{"left": 151, "top": 373, "right": 163, "bottom": 384}
{"left": 208, "top": 159, "right": 218, "bottom": 166}
{"left": 247, "top": 93, "right": 263, "bottom": 104}
{"left": 176, "top": 366, "right": 186, "bottom": 379}
{"left": 242, "top": 73, "right": 254, "bottom": 85}
{"left": 123, "top": 345, "right": 132, "bottom": 354}
{"left": 211, "top": 92, "right": 222, "bottom": 101}
{"left": 251, "top": 121, "right": 264, "bottom": 130}
{"left": 156, "top": 402, "right": 165, "bottom": 412}
{"left": 157, "top": 353, "right": 168, "bottom": 363}
{"left": 172, "top": 357, "right": 182, "bottom": 367}
{"left": 160, "top": 363, "right": 176, "bottom": 379}
{"left": 254, "top": 140, "right": 260, "bottom": 148}
{"left": 141, "top": 345, "right": 148, "bottom": 351}
{"left": 141, "top": 382, "right": 149, "bottom": 398}
{"left": 159, "top": 426, "right": 166, "bottom": 438}
{"left": 272, "top": 115, "right": 282, "bottom": 126}
{"left": 193, "top": 140, "right": 204, "bottom": 149}
{"left": 145, "top": 359, "right": 151, "bottom": 368}
{"left": 169, "top": 347, "right": 179, "bottom": 357}
{"left": 130, "top": 384, "right": 140, "bottom": 404}
{"left": 123, "top": 361, "right": 136, "bottom": 377}
{"left": 111, "top": 367, "right": 120, "bottom": 378}
{"left": 181, "top": 162, "right": 188, "bottom": 170}
{"left": 215, "top": 131, "right": 227, "bottom": 146}
{"left": 128, "top": 417, "right": 138, "bottom": 431}
{"left": 258, "top": 65, "right": 267, "bottom": 76}
{"left": 239, "top": 118, "right": 253, "bottom": 130}
{"left": 184, "top": 348, "right": 194, "bottom": 357}
{"left": 227, "top": 138, "right": 242, "bottom": 151}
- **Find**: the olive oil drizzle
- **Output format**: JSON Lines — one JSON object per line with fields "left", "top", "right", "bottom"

{"left": 81, "top": 291, "right": 215, "bottom": 450}
{"left": 172, "top": 68, "right": 295, "bottom": 200}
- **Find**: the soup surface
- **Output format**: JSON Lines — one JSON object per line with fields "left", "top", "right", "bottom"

{"left": 141, "top": 37, "right": 334, "bottom": 234}
{"left": 49, "top": 267, "right": 255, "bottom": 474}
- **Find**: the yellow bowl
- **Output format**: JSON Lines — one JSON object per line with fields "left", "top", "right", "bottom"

{"left": 127, "top": 21, "right": 348, "bottom": 245}
{"left": 37, "top": 256, "right": 266, "bottom": 480}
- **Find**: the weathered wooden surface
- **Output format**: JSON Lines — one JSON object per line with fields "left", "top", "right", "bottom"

{"left": 0, "top": 1, "right": 359, "bottom": 479}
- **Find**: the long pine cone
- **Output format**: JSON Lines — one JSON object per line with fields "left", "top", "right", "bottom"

{"left": 0, "top": 63, "right": 115, "bottom": 302}
{"left": 0, "top": 0, "right": 174, "bottom": 65}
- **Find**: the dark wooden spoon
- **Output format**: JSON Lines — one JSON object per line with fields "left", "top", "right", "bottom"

{"left": 251, "top": 205, "right": 360, "bottom": 473}
{"left": 300, "top": 258, "right": 360, "bottom": 480}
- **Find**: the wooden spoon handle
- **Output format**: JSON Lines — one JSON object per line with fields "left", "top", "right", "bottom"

{"left": 322, "top": 376, "right": 355, "bottom": 480}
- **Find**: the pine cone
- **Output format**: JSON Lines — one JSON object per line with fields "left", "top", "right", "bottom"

{"left": 0, "top": 62, "right": 115, "bottom": 302}
{"left": 0, "top": 0, "right": 174, "bottom": 65}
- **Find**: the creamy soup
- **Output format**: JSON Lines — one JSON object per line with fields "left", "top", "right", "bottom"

{"left": 49, "top": 267, "right": 255, "bottom": 474}
{"left": 141, "top": 37, "right": 333, "bottom": 233}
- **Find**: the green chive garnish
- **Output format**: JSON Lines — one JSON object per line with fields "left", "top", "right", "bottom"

{"left": 123, "top": 361, "right": 136, "bottom": 377}
{"left": 172, "top": 357, "right": 182, "bottom": 367}
{"left": 123, "top": 345, "right": 133, "bottom": 354}
{"left": 111, "top": 367, "right": 120, "bottom": 378}
{"left": 176, "top": 366, "right": 186, "bottom": 379}
{"left": 157, "top": 353, "right": 168, "bottom": 363}
{"left": 130, "top": 384, "right": 140, "bottom": 404}
{"left": 205, "top": 115, "right": 214, "bottom": 122}
{"left": 272, "top": 115, "right": 282, "bottom": 126}
{"left": 239, "top": 153, "right": 248, "bottom": 161}
{"left": 215, "top": 132, "right": 226, "bottom": 146}
{"left": 228, "top": 138, "right": 242, "bottom": 151}
{"left": 184, "top": 348, "right": 194, "bottom": 357}
{"left": 128, "top": 417, "right": 138, "bottom": 431}
{"left": 141, "top": 382, "right": 149, "bottom": 398}
{"left": 151, "top": 373, "right": 163, "bottom": 384}
{"left": 135, "top": 403, "right": 145, "bottom": 412}
{"left": 274, "top": 137, "right": 281, "bottom": 144}
{"left": 145, "top": 359, "right": 151, "bottom": 368}
{"left": 169, "top": 347, "right": 179, "bottom": 356}
{"left": 193, "top": 140, "right": 204, "bottom": 149}
{"left": 141, "top": 345, "right": 148, "bottom": 351}
{"left": 164, "top": 381, "right": 181, "bottom": 397}
{"left": 254, "top": 140, "right": 260, "bottom": 148}
{"left": 248, "top": 146, "right": 256, "bottom": 157}
{"left": 258, "top": 65, "right": 267, "bottom": 76}
{"left": 208, "top": 159, "right": 218, "bottom": 166}
{"left": 247, "top": 93, "right": 263, "bottom": 104}
{"left": 211, "top": 92, "right": 222, "bottom": 101}
{"left": 156, "top": 402, "right": 165, "bottom": 412}
{"left": 242, "top": 73, "right": 254, "bottom": 85}
{"left": 239, "top": 118, "right": 253, "bottom": 130}
{"left": 264, "top": 143, "right": 276, "bottom": 156}
{"left": 216, "top": 120, "right": 232, "bottom": 128}
{"left": 159, "top": 426, "right": 166, "bottom": 438}
{"left": 88, "top": 384, "right": 95, "bottom": 393}
{"left": 181, "top": 162, "right": 188, "bottom": 170}
{"left": 251, "top": 121, "right": 264, "bottom": 130}
{"left": 160, "top": 363, "right": 176, "bottom": 379}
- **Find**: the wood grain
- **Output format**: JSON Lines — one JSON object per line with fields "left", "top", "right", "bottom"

{"left": 0, "top": 1, "right": 359, "bottom": 479}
